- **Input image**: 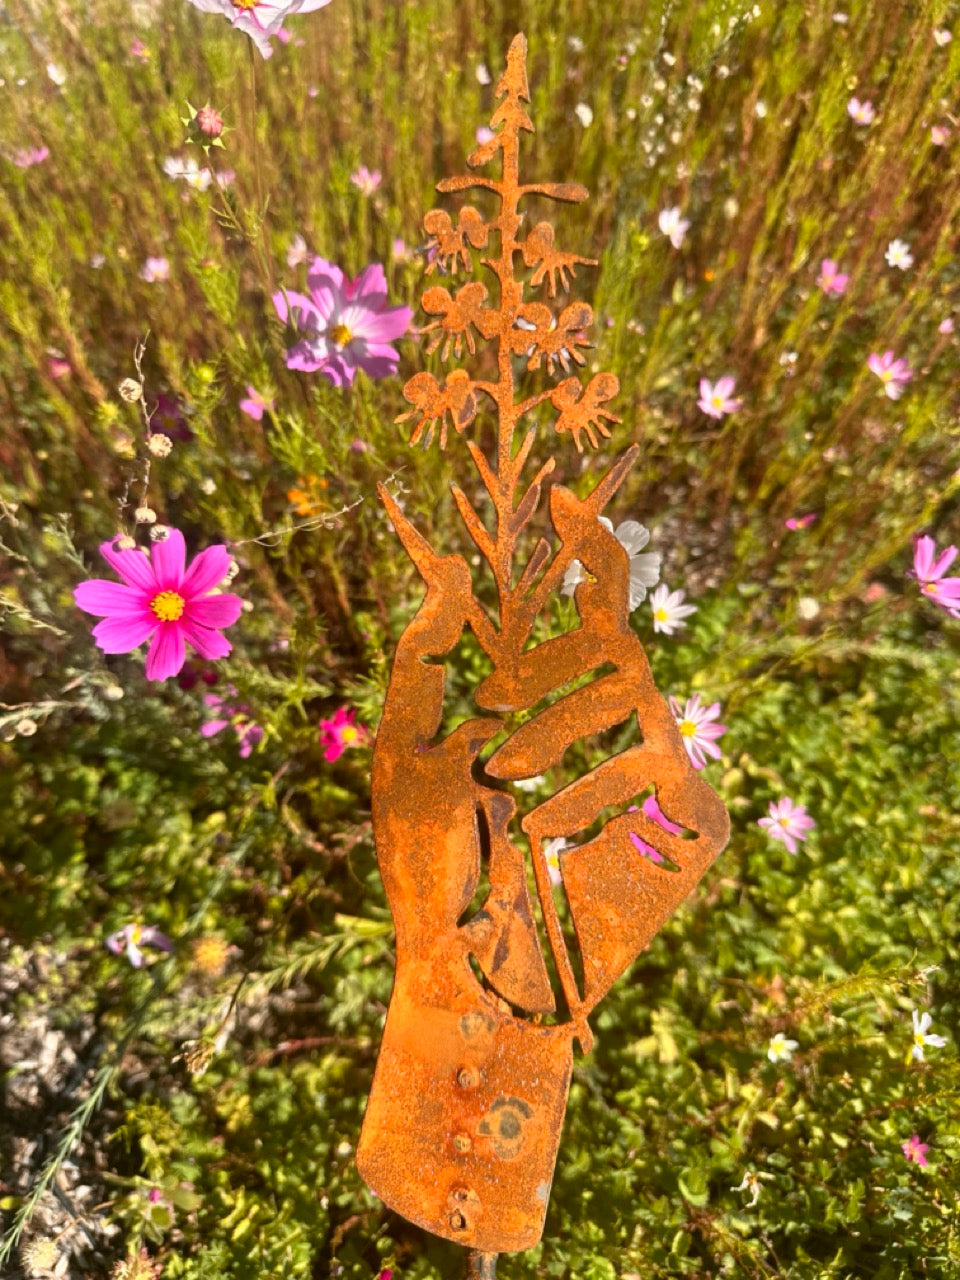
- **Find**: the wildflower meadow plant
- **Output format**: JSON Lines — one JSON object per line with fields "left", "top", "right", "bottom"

{"left": 649, "top": 583, "right": 696, "bottom": 634}
{"left": 273, "top": 259, "right": 412, "bottom": 386}
{"left": 867, "top": 350, "right": 913, "bottom": 399}
{"left": 847, "top": 96, "right": 875, "bottom": 124}
{"left": 697, "top": 375, "right": 742, "bottom": 418}
{"left": 319, "top": 706, "right": 367, "bottom": 762}
{"left": 911, "top": 535, "right": 960, "bottom": 616}
{"left": 74, "top": 530, "right": 243, "bottom": 681}
{"left": 201, "top": 690, "right": 264, "bottom": 758}
{"left": 106, "top": 923, "right": 173, "bottom": 968}
{"left": 669, "top": 694, "right": 726, "bottom": 770}
{"left": 902, "top": 1135, "right": 930, "bottom": 1166}
{"left": 758, "top": 797, "right": 816, "bottom": 853}
{"left": 657, "top": 206, "right": 690, "bottom": 249}
{"left": 767, "top": 1032, "right": 799, "bottom": 1063}
{"left": 817, "top": 258, "right": 848, "bottom": 295}
{"left": 184, "top": 0, "right": 332, "bottom": 58}
{"left": 910, "top": 1010, "right": 947, "bottom": 1061}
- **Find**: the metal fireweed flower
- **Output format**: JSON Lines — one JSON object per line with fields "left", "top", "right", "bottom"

{"left": 356, "top": 34, "right": 730, "bottom": 1267}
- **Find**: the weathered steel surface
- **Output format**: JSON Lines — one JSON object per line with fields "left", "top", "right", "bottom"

{"left": 356, "top": 33, "right": 730, "bottom": 1256}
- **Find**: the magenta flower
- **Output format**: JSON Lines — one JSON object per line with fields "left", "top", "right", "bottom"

{"left": 350, "top": 165, "right": 382, "bottom": 195}
{"left": 817, "top": 258, "right": 848, "bottom": 296}
{"left": 47, "top": 354, "right": 71, "bottom": 379}
{"left": 628, "top": 795, "right": 688, "bottom": 864}
{"left": 74, "top": 529, "right": 243, "bottom": 681}
{"left": 697, "top": 375, "right": 742, "bottom": 419}
{"left": 785, "top": 513, "right": 818, "bottom": 530}
{"left": 867, "top": 350, "right": 913, "bottom": 400}
{"left": 13, "top": 146, "right": 50, "bottom": 169}
{"left": 106, "top": 922, "right": 173, "bottom": 968}
{"left": 273, "top": 258, "right": 412, "bottom": 387}
{"left": 184, "top": 0, "right": 332, "bottom": 58}
{"left": 911, "top": 534, "right": 960, "bottom": 616}
{"left": 149, "top": 393, "right": 192, "bottom": 441}
{"left": 669, "top": 694, "right": 727, "bottom": 770}
{"left": 239, "top": 385, "right": 274, "bottom": 420}
{"left": 757, "top": 797, "right": 816, "bottom": 854}
{"left": 319, "top": 706, "right": 368, "bottom": 762}
{"left": 847, "top": 97, "right": 875, "bottom": 125}
{"left": 902, "top": 1134, "right": 930, "bottom": 1166}
{"left": 201, "top": 688, "right": 264, "bottom": 758}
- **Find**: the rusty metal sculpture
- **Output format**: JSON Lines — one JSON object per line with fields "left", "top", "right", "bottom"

{"left": 356, "top": 34, "right": 729, "bottom": 1270}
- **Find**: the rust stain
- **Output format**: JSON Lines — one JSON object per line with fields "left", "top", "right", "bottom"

{"left": 356, "top": 33, "right": 730, "bottom": 1257}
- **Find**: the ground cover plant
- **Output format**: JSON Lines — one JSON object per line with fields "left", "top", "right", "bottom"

{"left": 1, "top": 0, "right": 959, "bottom": 1276}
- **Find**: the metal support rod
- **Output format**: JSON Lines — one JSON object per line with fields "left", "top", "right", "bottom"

{"left": 465, "top": 1250, "right": 498, "bottom": 1279}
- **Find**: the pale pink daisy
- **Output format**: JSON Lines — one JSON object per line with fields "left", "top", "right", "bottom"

{"left": 184, "top": 0, "right": 332, "bottom": 58}
{"left": 287, "top": 233, "right": 308, "bottom": 268}
{"left": 274, "top": 258, "right": 412, "bottom": 387}
{"left": 911, "top": 1010, "right": 947, "bottom": 1061}
{"left": 319, "top": 706, "right": 368, "bottom": 762}
{"left": 649, "top": 584, "right": 697, "bottom": 635}
{"left": 939, "top": 317, "right": 955, "bottom": 335}
{"left": 201, "top": 688, "right": 264, "bottom": 758}
{"left": 129, "top": 37, "right": 150, "bottom": 60}
{"left": 239, "top": 386, "right": 274, "bottom": 420}
{"left": 817, "top": 258, "right": 848, "bottom": 296}
{"left": 12, "top": 146, "right": 50, "bottom": 168}
{"left": 106, "top": 922, "right": 173, "bottom": 968}
{"left": 350, "top": 165, "right": 382, "bottom": 195}
{"left": 933, "top": 28, "right": 952, "bottom": 46}
{"left": 847, "top": 97, "right": 875, "bottom": 125}
{"left": 902, "top": 1134, "right": 930, "bottom": 1166}
{"left": 785, "top": 513, "right": 817, "bottom": 530}
{"left": 697, "top": 375, "right": 742, "bottom": 418}
{"left": 931, "top": 125, "right": 950, "bottom": 146}
{"left": 140, "top": 256, "right": 170, "bottom": 283}
{"left": 74, "top": 529, "right": 243, "bottom": 681}
{"left": 475, "top": 126, "right": 495, "bottom": 145}
{"left": 867, "top": 350, "right": 913, "bottom": 399}
{"left": 911, "top": 534, "right": 960, "bottom": 616}
{"left": 669, "top": 694, "right": 726, "bottom": 770}
{"left": 757, "top": 797, "right": 816, "bottom": 854}
{"left": 658, "top": 206, "right": 690, "bottom": 249}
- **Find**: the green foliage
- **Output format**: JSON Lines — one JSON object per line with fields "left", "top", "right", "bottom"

{"left": 1, "top": 0, "right": 959, "bottom": 1277}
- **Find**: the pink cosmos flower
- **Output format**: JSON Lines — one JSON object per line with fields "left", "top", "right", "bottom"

{"left": 184, "top": 0, "right": 332, "bottom": 58}
{"left": 350, "top": 165, "right": 382, "bottom": 195}
{"left": 140, "top": 256, "right": 170, "bottom": 283}
{"left": 902, "top": 1134, "right": 929, "bottom": 1166}
{"left": 785, "top": 513, "right": 818, "bottom": 530}
{"left": 201, "top": 688, "right": 264, "bottom": 758}
{"left": 757, "top": 797, "right": 816, "bottom": 854}
{"left": 129, "top": 37, "right": 150, "bottom": 60}
{"left": 931, "top": 125, "right": 950, "bottom": 146}
{"left": 911, "top": 534, "right": 960, "bottom": 616}
{"left": 697, "top": 375, "right": 742, "bottom": 419}
{"left": 106, "top": 922, "right": 173, "bottom": 968}
{"left": 628, "top": 795, "right": 688, "bottom": 864}
{"left": 867, "top": 350, "right": 913, "bottom": 399}
{"left": 13, "top": 146, "right": 50, "bottom": 168}
{"left": 239, "top": 385, "right": 274, "bottom": 420}
{"left": 319, "top": 706, "right": 368, "bottom": 762}
{"left": 669, "top": 694, "right": 727, "bottom": 770}
{"left": 847, "top": 97, "right": 875, "bottom": 125}
{"left": 149, "top": 393, "right": 192, "bottom": 441}
{"left": 475, "top": 126, "right": 495, "bottom": 145}
{"left": 939, "top": 317, "right": 955, "bottom": 335}
{"left": 649, "top": 583, "right": 697, "bottom": 635}
{"left": 74, "top": 529, "right": 243, "bottom": 681}
{"left": 273, "top": 258, "right": 412, "bottom": 387}
{"left": 47, "top": 354, "right": 71, "bottom": 379}
{"left": 817, "top": 258, "right": 848, "bottom": 296}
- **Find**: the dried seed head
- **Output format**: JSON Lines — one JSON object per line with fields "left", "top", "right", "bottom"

{"left": 224, "top": 558, "right": 240, "bottom": 582}
{"left": 22, "top": 1237, "right": 60, "bottom": 1276}
{"left": 147, "top": 432, "right": 173, "bottom": 458}
{"left": 115, "top": 534, "right": 137, "bottom": 550}
{"left": 15, "top": 717, "right": 38, "bottom": 737}
{"left": 149, "top": 524, "right": 171, "bottom": 542}
{"left": 119, "top": 377, "right": 142, "bottom": 402}
{"left": 102, "top": 683, "right": 125, "bottom": 701}
{"left": 134, "top": 506, "right": 157, "bottom": 524}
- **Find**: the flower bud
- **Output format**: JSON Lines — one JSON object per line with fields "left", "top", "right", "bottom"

{"left": 119, "top": 377, "right": 142, "bottom": 402}
{"left": 196, "top": 105, "right": 223, "bottom": 138}
{"left": 147, "top": 432, "right": 173, "bottom": 458}
{"left": 134, "top": 506, "right": 157, "bottom": 524}
{"left": 15, "top": 717, "right": 38, "bottom": 737}
{"left": 149, "top": 524, "right": 171, "bottom": 541}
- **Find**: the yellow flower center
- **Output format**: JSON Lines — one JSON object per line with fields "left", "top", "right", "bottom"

{"left": 679, "top": 720, "right": 696, "bottom": 737}
{"left": 232, "top": 0, "right": 260, "bottom": 10}
{"left": 880, "top": 369, "right": 892, "bottom": 382}
{"left": 329, "top": 322, "right": 353, "bottom": 347}
{"left": 340, "top": 726, "right": 359, "bottom": 744}
{"left": 711, "top": 394, "right": 724, "bottom": 409}
{"left": 151, "top": 590, "right": 186, "bottom": 621}
{"left": 923, "top": 582, "right": 938, "bottom": 593}
{"left": 779, "top": 816, "right": 791, "bottom": 827}
{"left": 654, "top": 608, "right": 669, "bottom": 622}
{"left": 914, "top": 1032, "right": 925, "bottom": 1045}
{"left": 129, "top": 924, "right": 143, "bottom": 944}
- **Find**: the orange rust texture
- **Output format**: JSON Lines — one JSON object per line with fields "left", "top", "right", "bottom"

{"left": 356, "top": 34, "right": 730, "bottom": 1256}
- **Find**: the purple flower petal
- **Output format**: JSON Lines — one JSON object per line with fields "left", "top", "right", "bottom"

{"left": 145, "top": 622, "right": 186, "bottom": 680}
{"left": 201, "top": 719, "right": 230, "bottom": 737}
{"left": 74, "top": 579, "right": 149, "bottom": 616}
{"left": 99, "top": 541, "right": 157, "bottom": 591}
{"left": 180, "top": 618, "right": 233, "bottom": 660}
{"left": 180, "top": 546, "right": 232, "bottom": 599}
{"left": 91, "top": 613, "right": 158, "bottom": 653}
{"left": 150, "top": 529, "right": 186, "bottom": 591}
